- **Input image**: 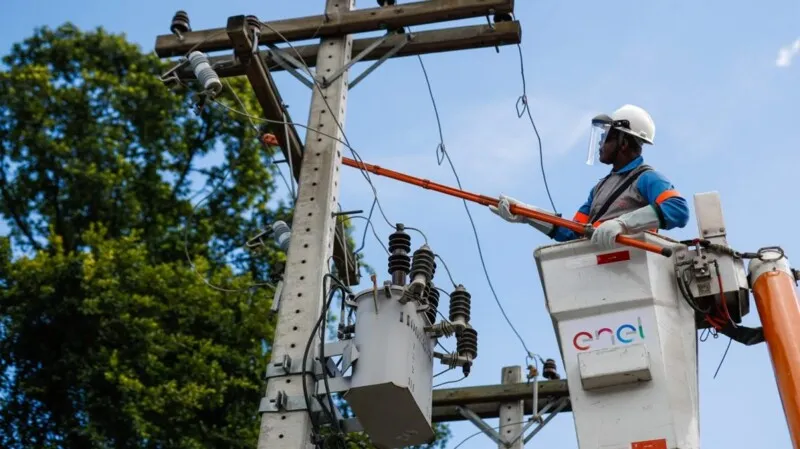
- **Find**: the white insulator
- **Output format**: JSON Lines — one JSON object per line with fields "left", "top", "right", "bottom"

{"left": 188, "top": 51, "right": 222, "bottom": 96}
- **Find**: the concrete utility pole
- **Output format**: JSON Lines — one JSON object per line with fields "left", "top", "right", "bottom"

{"left": 152, "top": 1, "right": 531, "bottom": 448}
{"left": 256, "top": 0, "right": 355, "bottom": 447}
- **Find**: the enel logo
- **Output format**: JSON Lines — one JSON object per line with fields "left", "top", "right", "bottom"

{"left": 572, "top": 318, "right": 645, "bottom": 351}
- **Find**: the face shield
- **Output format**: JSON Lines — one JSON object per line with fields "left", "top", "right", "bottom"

{"left": 586, "top": 115, "right": 612, "bottom": 166}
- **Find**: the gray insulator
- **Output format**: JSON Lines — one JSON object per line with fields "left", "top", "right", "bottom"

{"left": 543, "top": 358, "right": 560, "bottom": 380}
{"left": 388, "top": 224, "right": 411, "bottom": 285}
{"left": 449, "top": 284, "right": 471, "bottom": 323}
{"left": 409, "top": 245, "right": 436, "bottom": 282}
{"left": 458, "top": 327, "right": 478, "bottom": 360}
{"left": 171, "top": 10, "right": 191, "bottom": 36}
{"left": 188, "top": 51, "right": 222, "bottom": 96}
{"left": 272, "top": 220, "right": 291, "bottom": 252}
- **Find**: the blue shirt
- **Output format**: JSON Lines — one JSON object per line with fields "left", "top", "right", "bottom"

{"left": 549, "top": 156, "right": 690, "bottom": 242}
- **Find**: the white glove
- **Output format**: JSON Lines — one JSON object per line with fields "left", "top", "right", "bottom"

{"left": 591, "top": 220, "right": 626, "bottom": 250}
{"left": 489, "top": 194, "right": 554, "bottom": 234}
{"left": 591, "top": 206, "right": 660, "bottom": 250}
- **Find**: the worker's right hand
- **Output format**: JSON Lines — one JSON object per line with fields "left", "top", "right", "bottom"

{"left": 489, "top": 194, "right": 527, "bottom": 223}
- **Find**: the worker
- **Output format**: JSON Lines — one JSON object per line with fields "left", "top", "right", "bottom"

{"left": 490, "top": 104, "right": 689, "bottom": 249}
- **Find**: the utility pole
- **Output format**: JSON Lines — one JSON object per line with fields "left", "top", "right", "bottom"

{"left": 256, "top": 1, "right": 354, "bottom": 448}
{"left": 498, "top": 366, "right": 524, "bottom": 449}
{"left": 153, "top": 1, "right": 523, "bottom": 448}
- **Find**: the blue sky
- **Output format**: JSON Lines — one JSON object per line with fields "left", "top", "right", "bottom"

{"left": 2, "top": 1, "right": 799, "bottom": 448}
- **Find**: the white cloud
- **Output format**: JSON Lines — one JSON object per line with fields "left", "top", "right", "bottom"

{"left": 776, "top": 38, "right": 800, "bottom": 67}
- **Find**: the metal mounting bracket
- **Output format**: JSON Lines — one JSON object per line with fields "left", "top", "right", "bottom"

{"left": 258, "top": 390, "right": 325, "bottom": 415}
{"left": 322, "top": 31, "right": 392, "bottom": 87}
{"left": 457, "top": 406, "right": 505, "bottom": 446}
{"left": 521, "top": 397, "right": 570, "bottom": 444}
{"left": 457, "top": 397, "right": 570, "bottom": 447}
{"left": 348, "top": 32, "right": 411, "bottom": 89}
{"left": 265, "top": 354, "right": 319, "bottom": 379}
{"left": 265, "top": 43, "right": 316, "bottom": 89}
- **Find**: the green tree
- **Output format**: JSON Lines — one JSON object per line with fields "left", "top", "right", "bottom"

{"left": 0, "top": 23, "right": 449, "bottom": 449}
{"left": 0, "top": 23, "right": 284, "bottom": 449}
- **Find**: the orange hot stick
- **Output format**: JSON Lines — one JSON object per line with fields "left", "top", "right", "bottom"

{"left": 341, "top": 157, "right": 673, "bottom": 258}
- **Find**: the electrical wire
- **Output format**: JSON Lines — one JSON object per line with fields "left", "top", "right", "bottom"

{"left": 302, "top": 274, "right": 351, "bottom": 437}
{"left": 452, "top": 420, "right": 530, "bottom": 449}
{"left": 348, "top": 213, "right": 389, "bottom": 254}
{"left": 182, "top": 157, "right": 275, "bottom": 294}
{"left": 319, "top": 282, "right": 344, "bottom": 434}
{"left": 433, "top": 375, "right": 466, "bottom": 389}
{"left": 713, "top": 337, "right": 733, "bottom": 379}
{"left": 223, "top": 79, "right": 296, "bottom": 201}
{"left": 415, "top": 48, "right": 538, "bottom": 362}
{"left": 515, "top": 42, "right": 558, "bottom": 215}
{"left": 434, "top": 254, "right": 457, "bottom": 288}
{"left": 258, "top": 20, "right": 396, "bottom": 233}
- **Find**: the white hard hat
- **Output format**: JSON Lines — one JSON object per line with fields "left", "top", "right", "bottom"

{"left": 610, "top": 104, "right": 655, "bottom": 145}
{"left": 585, "top": 104, "right": 655, "bottom": 165}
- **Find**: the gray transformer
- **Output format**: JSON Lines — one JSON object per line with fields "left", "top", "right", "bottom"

{"left": 345, "top": 284, "right": 437, "bottom": 448}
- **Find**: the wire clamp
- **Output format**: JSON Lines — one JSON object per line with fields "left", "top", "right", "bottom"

{"left": 258, "top": 391, "right": 311, "bottom": 413}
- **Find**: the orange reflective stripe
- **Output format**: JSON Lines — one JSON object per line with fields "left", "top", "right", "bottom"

{"left": 592, "top": 220, "right": 603, "bottom": 228}
{"left": 655, "top": 189, "right": 680, "bottom": 204}
{"left": 573, "top": 212, "right": 589, "bottom": 224}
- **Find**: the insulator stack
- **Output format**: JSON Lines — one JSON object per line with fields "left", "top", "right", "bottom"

{"left": 457, "top": 327, "right": 478, "bottom": 376}
{"left": 494, "top": 12, "right": 513, "bottom": 23}
{"left": 448, "top": 284, "right": 472, "bottom": 324}
{"left": 409, "top": 245, "right": 436, "bottom": 283}
{"left": 388, "top": 224, "right": 411, "bottom": 286}
{"left": 170, "top": 11, "right": 191, "bottom": 37}
{"left": 245, "top": 15, "right": 261, "bottom": 34}
{"left": 188, "top": 51, "right": 222, "bottom": 96}
{"left": 425, "top": 282, "right": 439, "bottom": 325}
{"left": 403, "top": 244, "right": 435, "bottom": 302}
{"left": 543, "top": 358, "right": 560, "bottom": 380}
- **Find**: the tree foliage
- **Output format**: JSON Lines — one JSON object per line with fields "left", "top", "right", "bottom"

{"left": 0, "top": 23, "right": 449, "bottom": 449}
{"left": 0, "top": 23, "right": 284, "bottom": 449}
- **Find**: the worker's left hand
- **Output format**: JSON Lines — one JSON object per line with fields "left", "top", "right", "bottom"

{"left": 591, "top": 219, "right": 626, "bottom": 250}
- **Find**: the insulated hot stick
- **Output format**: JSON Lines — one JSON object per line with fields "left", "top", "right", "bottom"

{"left": 342, "top": 157, "right": 673, "bottom": 258}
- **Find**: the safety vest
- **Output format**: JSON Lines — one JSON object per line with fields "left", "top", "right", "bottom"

{"left": 581, "top": 164, "right": 653, "bottom": 228}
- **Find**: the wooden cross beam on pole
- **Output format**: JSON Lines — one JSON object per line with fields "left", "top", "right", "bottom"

{"left": 431, "top": 378, "right": 571, "bottom": 423}
{"left": 154, "top": 0, "right": 516, "bottom": 57}
{"left": 174, "top": 21, "right": 521, "bottom": 80}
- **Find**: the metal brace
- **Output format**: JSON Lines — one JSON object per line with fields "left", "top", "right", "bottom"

{"left": 322, "top": 31, "right": 393, "bottom": 87}
{"left": 457, "top": 406, "right": 506, "bottom": 446}
{"left": 457, "top": 397, "right": 570, "bottom": 447}
{"left": 270, "top": 279, "right": 284, "bottom": 313}
{"left": 349, "top": 32, "right": 411, "bottom": 89}
{"left": 522, "top": 397, "right": 570, "bottom": 444}
{"left": 265, "top": 43, "right": 316, "bottom": 89}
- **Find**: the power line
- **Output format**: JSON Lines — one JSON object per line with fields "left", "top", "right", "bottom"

{"left": 515, "top": 43, "right": 559, "bottom": 216}
{"left": 415, "top": 53, "right": 538, "bottom": 361}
